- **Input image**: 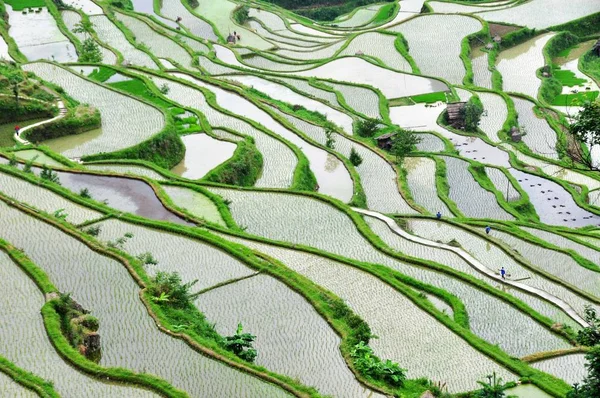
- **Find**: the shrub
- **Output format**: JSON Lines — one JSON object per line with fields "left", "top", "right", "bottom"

{"left": 233, "top": 5, "right": 250, "bottom": 25}
{"left": 79, "top": 188, "right": 92, "bottom": 199}
{"left": 83, "top": 225, "right": 101, "bottom": 237}
{"left": 350, "top": 341, "right": 406, "bottom": 386}
{"left": 148, "top": 271, "right": 197, "bottom": 309}
{"left": 325, "top": 128, "right": 335, "bottom": 149}
{"left": 576, "top": 305, "right": 600, "bottom": 346}
{"left": 40, "top": 165, "right": 60, "bottom": 184}
{"left": 464, "top": 97, "right": 484, "bottom": 132}
{"left": 355, "top": 118, "right": 380, "bottom": 138}
{"left": 349, "top": 147, "right": 363, "bottom": 166}
{"left": 79, "top": 38, "right": 103, "bottom": 63}
{"left": 223, "top": 323, "right": 257, "bottom": 363}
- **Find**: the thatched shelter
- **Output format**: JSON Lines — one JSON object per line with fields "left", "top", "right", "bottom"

{"left": 375, "top": 132, "right": 396, "bottom": 150}
{"left": 446, "top": 102, "right": 466, "bottom": 128}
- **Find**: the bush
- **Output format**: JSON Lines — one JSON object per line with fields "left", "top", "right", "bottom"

{"left": 204, "top": 139, "right": 262, "bottom": 186}
{"left": 233, "top": 5, "right": 250, "bottom": 25}
{"left": 349, "top": 147, "right": 363, "bottom": 166}
{"left": 79, "top": 38, "right": 103, "bottom": 63}
{"left": 148, "top": 271, "right": 197, "bottom": 309}
{"left": 355, "top": 119, "right": 380, "bottom": 138}
{"left": 577, "top": 305, "right": 600, "bottom": 346}
{"left": 40, "top": 165, "right": 60, "bottom": 184}
{"left": 464, "top": 97, "right": 484, "bottom": 132}
{"left": 222, "top": 323, "right": 257, "bottom": 363}
{"left": 350, "top": 341, "right": 406, "bottom": 386}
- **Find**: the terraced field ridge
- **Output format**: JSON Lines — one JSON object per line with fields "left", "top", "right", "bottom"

{"left": 1, "top": 0, "right": 600, "bottom": 397}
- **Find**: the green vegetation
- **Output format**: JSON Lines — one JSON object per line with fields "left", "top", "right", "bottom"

{"left": 87, "top": 67, "right": 117, "bottom": 83}
{"left": 149, "top": 271, "right": 197, "bottom": 308}
{"left": 232, "top": 5, "right": 250, "bottom": 25}
{"left": 464, "top": 96, "right": 484, "bottom": 132}
{"left": 568, "top": 347, "right": 600, "bottom": 398}
{"left": 3, "top": 0, "right": 45, "bottom": 11}
{"left": 350, "top": 341, "right": 406, "bottom": 387}
{"left": 390, "top": 129, "right": 422, "bottom": 164}
{"left": 40, "top": 165, "right": 60, "bottom": 184}
{"left": 204, "top": 138, "right": 262, "bottom": 186}
{"left": 53, "top": 293, "right": 101, "bottom": 362}
{"left": 354, "top": 118, "right": 381, "bottom": 138}
{"left": 222, "top": 323, "right": 257, "bottom": 363}
{"left": 476, "top": 372, "right": 513, "bottom": 398}
{"left": 268, "top": 0, "right": 394, "bottom": 22}
{"left": 349, "top": 147, "right": 363, "bottom": 166}
{"left": 566, "top": 100, "right": 600, "bottom": 170}
{"left": 108, "top": 79, "right": 172, "bottom": 109}
{"left": 25, "top": 105, "right": 101, "bottom": 143}
{"left": 371, "top": 2, "right": 397, "bottom": 24}
{"left": 577, "top": 306, "right": 600, "bottom": 347}
{"left": 410, "top": 91, "right": 447, "bottom": 104}
{"left": 553, "top": 69, "right": 588, "bottom": 87}
{"left": 82, "top": 124, "right": 186, "bottom": 169}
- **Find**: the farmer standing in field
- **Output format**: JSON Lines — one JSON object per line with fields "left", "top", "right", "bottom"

{"left": 485, "top": 226, "right": 491, "bottom": 234}
{"left": 500, "top": 267, "right": 506, "bottom": 280}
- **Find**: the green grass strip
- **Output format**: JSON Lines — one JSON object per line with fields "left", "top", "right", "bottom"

{"left": 0, "top": 355, "right": 58, "bottom": 398}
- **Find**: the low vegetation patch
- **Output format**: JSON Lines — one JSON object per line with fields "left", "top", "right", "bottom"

{"left": 26, "top": 104, "right": 101, "bottom": 142}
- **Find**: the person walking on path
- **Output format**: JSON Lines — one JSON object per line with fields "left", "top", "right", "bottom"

{"left": 14, "top": 125, "right": 20, "bottom": 136}
{"left": 500, "top": 267, "right": 506, "bottom": 280}
{"left": 436, "top": 211, "right": 442, "bottom": 219}
{"left": 485, "top": 226, "right": 491, "bottom": 234}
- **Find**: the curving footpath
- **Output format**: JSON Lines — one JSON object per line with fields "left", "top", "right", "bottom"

{"left": 353, "top": 208, "right": 589, "bottom": 327}
{"left": 13, "top": 100, "right": 67, "bottom": 146}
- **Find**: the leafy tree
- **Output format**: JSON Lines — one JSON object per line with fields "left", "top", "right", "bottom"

{"left": 567, "top": 346, "right": 600, "bottom": 398}
{"left": 325, "top": 128, "right": 335, "bottom": 149}
{"left": 349, "top": 147, "right": 363, "bottom": 166}
{"left": 476, "top": 372, "right": 511, "bottom": 398}
{"left": 577, "top": 305, "right": 600, "bottom": 347}
{"left": 463, "top": 99, "right": 484, "bottom": 132}
{"left": 40, "top": 165, "right": 60, "bottom": 184}
{"left": 390, "top": 129, "right": 422, "bottom": 164}
{"left": 6, "top": 70, "right": 23, "bottom": 107}
{"left": 223, "top": 323, "right": 257, "bottom": 363}
{"left": 137, "top": 252, "right": 158, "bottom": 266}
{"left": 355, "top": 118, "right": 380, "bottom": 138}
{"left": 149, "top": 271, "right": 198, "bottom": 309}
{"left": 8, "top": 155, "right": 17, "bottom": 167}
{"left": 79, "top": 38, "right": 103, "bottom": 63}
{"left": 22, "top": 157, "right": 36, "bottom": 173}
{"left": 567, "top": 100, "right": 600, "bottom": 171}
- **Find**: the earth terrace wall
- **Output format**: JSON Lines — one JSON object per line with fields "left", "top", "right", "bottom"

{"left": 0, "top": 163, "right": 576, "bottom": 395}
{"left": 0, "top": 353, "right": 59, "bottom": 398}
{"left": 29, "top": 61, "right": 187, "bottom": 168}
{"left": 141, "top": 69, "right": 317, "bottom": 191}
{"left": 0, "top": 185, "right": 319, "bottom": 398}
{"left": 0, "top": 234, "right": 188, "bottom": 397}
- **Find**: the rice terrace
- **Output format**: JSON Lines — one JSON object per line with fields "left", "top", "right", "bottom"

{"left": 2, "top": 0, "right": 600, "bottom": 396}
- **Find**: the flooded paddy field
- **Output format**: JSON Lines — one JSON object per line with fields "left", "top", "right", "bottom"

{"left": 2, "top": 0, "right": 600, "bottom": 395}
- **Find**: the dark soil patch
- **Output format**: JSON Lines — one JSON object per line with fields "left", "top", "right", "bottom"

{"left": 489, "top": 23, "right": 520, "bottom": 37}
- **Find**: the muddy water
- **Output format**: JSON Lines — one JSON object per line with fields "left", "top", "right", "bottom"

{"left": 171, "top": 133, "right": 236, "bottom": 179}
{"left": 40, "top": 127, "right": 104, "bottom": 154}
{"left": 53, "top": 170, "right": 193, "bottom": 225}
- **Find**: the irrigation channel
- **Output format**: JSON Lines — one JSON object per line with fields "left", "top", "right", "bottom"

{"left": 0, "top": 0, "right": 600, "bottom": 396}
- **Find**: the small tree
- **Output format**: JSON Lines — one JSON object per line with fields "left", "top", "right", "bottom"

{"left": 463, "top": 99, "right": 484, "bottom": 132}
{"left": 355, "top": 118, "right": 380, "bottom": 138}
{"left": 80, "top": 38, "right": 103, "bottom": 63}
{"left": 8, "top": 155, "right": 17, "bottom": 167}
{"left": 567, "top": 101, "right": 600, "bottom": 171}
{"left": 40, "top": 165, "right": 60, "bottom": 184}
{"left": 325, "top": 128, "right": 335, "bottom": 149}
{"left": 159, "top": 83, "right": 170, "bottom": 95}
{"left": 223, "top": 323, "right": 257, "bottom": 362}
{"left": 567, "top": 346, "right": 600, "bottom": 398}
{"left": 233, "top": 5, "right": 250, "bottom": 25}
{"left": 149, "top": 271, "right": 197, "bottom": 309}
{"left": 577, "top": 305, "right": 600, "bottom": 347}
{"left": 476, "top": 372, "right": 511, "bottom": 398}
{"left": 79, "top": 188, "right": 92, "bottom": 199}
{"left": 390, "top": 129, "right": 422, "bottom": 164}
{"left": 349, "top": 147, "right": 363, "bottom": 166}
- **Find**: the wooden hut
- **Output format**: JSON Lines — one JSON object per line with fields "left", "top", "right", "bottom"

{"left": 446, "top": 102, "right": 466, "bottom": 128}
{"left": 375, "top": 132, "right": 396, "bottom": 150}
{"left": 509, "top": 126, "right": 522, "bottom": 142}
